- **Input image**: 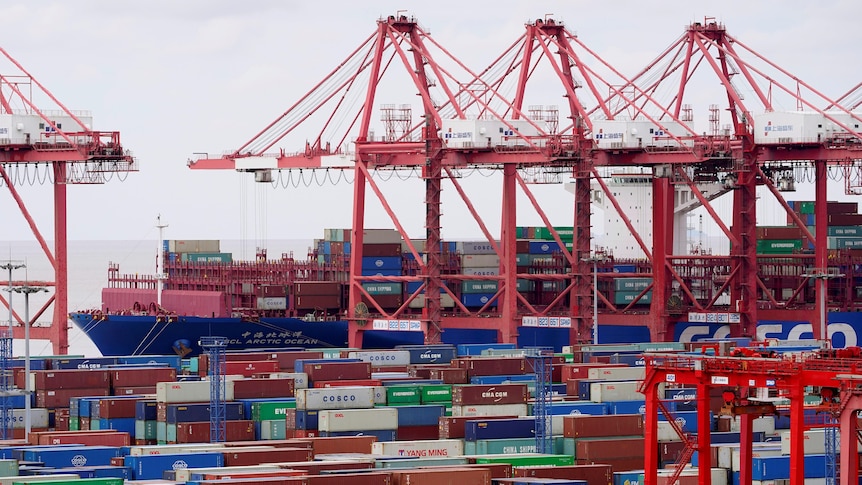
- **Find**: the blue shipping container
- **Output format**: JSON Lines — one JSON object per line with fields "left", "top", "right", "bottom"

{"left": 52, "top": 466, "right": 130, "bottom": 480}
{"left": 125, "top": 452, "right": 224, "bottom": 480}
{"left": 52, "top": 357, "right": 118, "bottom": 370}
{"left": 360, "top": 268, "right": 402, "bottom": 277}
{"left": 294, "top": 410, "right": 319, "bottom": 430}
{"left": 664, "top": 388, "right": 698, "bottom": 411}
{"left": 166, "top": 402, "right": 244, "bottom": 423}
{"left": 394, "top": 405, "right": 445, "bottom": 427}
{"left": 21, "top": 446, "right": 121, "bottom": 468}
{"left": 116, "top": 355, "right": 183, "bottom": 371}
{"left": 135, "top": 400, "right": 158, "bottom": 421}
{"left": 465, "top": 418, "right": 536, "bottom": 441}
{"left": 460, "top": 293, "right": 498, "bottom": 307}
{"left": 361, "top": 256, "right": 402, "bottom": 270}
{"left": 395, "top": 345, "right": 457, "bottom": 364}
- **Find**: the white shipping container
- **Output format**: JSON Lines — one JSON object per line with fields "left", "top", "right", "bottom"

{"left": 587, "top": 366, "right": 645, "bottom": 381}
{"left": 257, "top": 297, "right": 287, "bottom": 310}
{"left": 407, "top": 294, "right": 456, "bottom": 309}
{"left": 457, "top": 240, "right": 500, "bottom": 255}
{"left": 656, "top": 468, "right": 728, "bottom": 485}
{"left": 779, "top": 428, "right": 859, "bottom": 455}
{"left": 173, "top": 465, "right": 281, "bottom": 483}
{"left": 0, "top": 475, "right": 84, "bottom": 485}
{"left": 372, "top": 439, "right": 464, "bottom": 458}
{"left": 462, "top": 267, "right": 500, "bottom": 276}
{"left": 267, "top": 372, "right": 308, "bottom": 389}
{"left": 716, "top": 443, "right": 780, "bottom": 470}
{"left": 589, "top": 381, "right": 643, "bottom": 402}
{"left": 318, "top": 408, "right": 399, "bottom": 432}
{"left": 348, "top": 350, "right": 412, "bottom": 367}
{"left": 451, "top": 403, "right": 529, "bottom": 417}
{"left": 731, "top": 445, "right": 783, "bottom": 472}
{"left": 752, "top": 112, "right": 838, "bottom": 144}
{"left": 128, "top": 443, "right": 227, "bottom": 456}
{"left": 728, "top": 415, "right": 776, "bottom": 435}
{"left": 440, "top": 119, "right": 545, "bottom": 149}
{"left": 592, "top": 119, "right": 692, "bottom": 149}
{"left": 363, "top": 229, "right": 402, "bottom": 244}
{"left": 461, "top": 254, "right": 500, "bottom": 268}
{"left": 657, "top": 421, "right": 683, "bottom": 442}
{"left": 372, "top": 385, "right": 386, "bottom": 405}
{"left": 295, "top": 386, "right": 375, "bottom": 411}
{"left": 156, "top": 380, "right": 234, "bottom": 403}
{"left": 6, "top": 408, "right": 49, "bottom": 429}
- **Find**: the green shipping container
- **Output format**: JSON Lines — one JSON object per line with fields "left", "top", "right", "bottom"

{"left": 14, "top": 480, "right": 124, "bottom": 485}
{"left": 462, "top": 281, "right": 499, "bottom": 294}
{"left": 135, "top": 419, "right": 157, "bottom": 440}
{"left": 614, "top": 291, "right": 652, "bottom": 305}
{"left": 799, "top": 201, "right": 815, "bottom": 214}
{"left": 517, "top": 279, "right": 535, "bottom": 292}
{"left": 252, "top": 401, "right": 297, "bottom": 421}
{"left": 828, "top": 237, "right": 862, "bottom": 249}
{"left": 464, "top": 437, "right": 567, "bottom": 455}
{"left": 756, "top": 239, "right": 802, "bottom": 254}
{"left": 362, "top": 282, "right": 402, "bottom": 295}
{"left": 534, "top": 227, "right": 575, "bottom": 240}
{"left": 69, "top": 418, "right": 79, "bottom": 431}
{"left": 260, "top": 419, "right": 286, "bottom": 440}
{"left": 472, "top": 454, "right": 575, "bottom": 467}
{"left": 420, "top": 384, "right": 452, "bottom": 403}
{"left": 181, "top": 252, "right": 233, "bottom": 263}
{"left": 156, "top": 421, "right": 167, "bottom": 443}
{"left": 614, "top": 277, "right": 653, "bottom": 292}
{"left": 386, "top": 386, "right": 421, "bottom": 405}
{"left": 828, "top": 226, "right": 862, "bottom": 237}
{"left": 0, "top": 459, "right": 18, "bottom": 477}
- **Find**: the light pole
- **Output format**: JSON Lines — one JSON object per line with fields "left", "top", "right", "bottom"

{"left": 0, "top": 261, "right": 24, "bottom": 438}
{"left": 11, "top": 284, "right": 47, "bottom": 438}
{"left": 1, "top": 262, "right": 26, "bottom": 331}
{"left": 801, "top": 269, "right": 844, "bottom": 344}
{"left": 582, "top": 252, "right": 606, "bottom": 345}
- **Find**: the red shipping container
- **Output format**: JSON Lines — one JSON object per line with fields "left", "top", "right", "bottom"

{"left": 390, "top": 468, "right": 490, "bottom": 485}
{"left": 79, "top": 417, "right": 90, "bottom": 430}
{"left": 233, "top": 377, "right": 295, "bottom": 399}
{"left": 560, "top": 363, "right": 627, "bottom": 382}
{"left": 98, "top": 398, "right": 141, "bottom": 419}
{"left": 427, "top": 368, "right": 469, "bottom": 384}
{"left": 304, "top": 361, "right": 372, "bottom": 382}
{"left": 660, "top": 440, "right": 688, "bottom": 463}
{"left": 270, "top": 460, "right": 374, "bottom": 475}
{"left": 577, "top": 457, "right": 644, "bottom": 472}
{"left": 407, "top": 364, "right": 450, "bottom": 379}
{"left": 294, "top": 281, "right": 342, "bottom": 296}
{"left": 563, "top": 414, "right": 644, "bottom": 438}
{"left": 200, "top": 472, "right": 306, "bottom": 484}
{"left": 451, "top": 384, "right": 528, "bottom": 406}
{"left": 314, "top": 379, "right": 383, "bottom": 388}
{"left": 438, "top": 415, "right": 519, "bottom": 439}
{"left": 305, "top": 435, "right": 377, "bottom": 455}
{"left": 37, "top": 431, "right": 130, "bottom": 447}
{"left": 175, "top": 420, "right": 255, "bottom": 443}
{"left": 54, "top": 408, "right": 70, "bottom": 432}
{"left": 361, "top": 243, "right": 401, "bottom": 257}
{"left": 112, "top": 386, "right": 156, "bottom": 396}
{"left": 294, "top": 294, "right": 342, "bottom": 310}
{"left": 395, "top": 425, "right": 438, "bottom": 441}
{"left": 452, "top": 357, "right": 526, "bottom": 376}
{"left": 225, "top": 361, "right": 280, "bottom": 377}
{"left": 274, "top": 351, "right": 325, "bottom": 371}
{"left": 305, "top": 473, "right": 392, "bottom": 485}
{"left": 36, "top": 388, "right": 110, "bottom": 408}
{"left": 575, "top": 437, "right": 645, "bottom": 461}
{"left": 33, "top": 369, "right": 110, "bottom": 390}
{"left": 292, "top": 429, "right": 318, "bottom": 438}
{"left": 221, "top": 447, "right": 313, "bottom": 466}
{"left": 110, "top": 367, "right": 177, "bottom": 388}
{"left": 425, "top": 463, "right": 513, "bottom": 479}
{"left": 223, "top": 439, "right": 312, "bottom": 449}
{"left": 513, "top": 464, "right": 613, "bottom": 484}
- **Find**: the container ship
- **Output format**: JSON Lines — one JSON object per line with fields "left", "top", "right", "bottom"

{"left": 70, "top": 195, "right": 862, "bottom": 357}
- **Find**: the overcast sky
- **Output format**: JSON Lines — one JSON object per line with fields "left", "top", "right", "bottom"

{"left": 2, "top": 0, "right": 861, "bottom": 254}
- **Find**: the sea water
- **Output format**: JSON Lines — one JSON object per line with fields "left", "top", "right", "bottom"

{"left": 0, "top": 239, "right": 313, "bottom": 357}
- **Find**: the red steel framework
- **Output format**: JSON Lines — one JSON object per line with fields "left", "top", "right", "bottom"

{"left": 189, "top": 15, "right": 862, "bottom": 347}
{"left": 0, "top": 48, "right": 136, "bottom": 354}
{"left": 642, "top": 351, "right": 862, "bottom": 485}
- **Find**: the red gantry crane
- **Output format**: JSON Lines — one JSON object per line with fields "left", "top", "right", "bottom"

{"left": 190, "top": 14, "right": 862, "bottom": 348}
{"left": 0, "top": 48, "right": 137, "bottom": 354}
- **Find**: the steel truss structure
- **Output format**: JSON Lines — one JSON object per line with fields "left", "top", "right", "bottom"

{"left": 190, "top": 14, "right": 862, "bottom": 347}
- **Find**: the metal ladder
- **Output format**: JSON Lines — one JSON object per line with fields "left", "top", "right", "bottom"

{"left": 201, "top": 336, "right": 228, "bottom": 443}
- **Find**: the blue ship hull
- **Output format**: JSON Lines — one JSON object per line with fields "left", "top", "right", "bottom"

{"left": 69, "top": 313, "right": 352, "bottom": 356}
{"left": 70, "top": 312, "right": 862, "bottom": 357}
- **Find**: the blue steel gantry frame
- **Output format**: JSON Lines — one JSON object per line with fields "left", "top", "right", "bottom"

{"left": 526, "top": 347, "right": 554, "bottom": 454}
{"left": 200, "top": 336, "right": 228, "bottom": 443}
